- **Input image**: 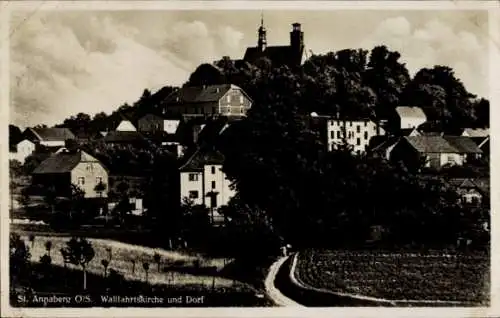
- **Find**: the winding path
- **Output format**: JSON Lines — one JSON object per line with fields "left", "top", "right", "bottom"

{"left": 264, "top": 256, "right": 305, "bottom": 307}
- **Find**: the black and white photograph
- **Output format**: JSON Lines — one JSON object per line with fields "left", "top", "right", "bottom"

{"left": 2, "top": 0, "right": 498, "bottom": 316}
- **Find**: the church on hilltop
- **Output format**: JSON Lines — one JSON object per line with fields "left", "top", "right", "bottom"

{"left": 242, "top": 16, "right": 305, "bottom": 68}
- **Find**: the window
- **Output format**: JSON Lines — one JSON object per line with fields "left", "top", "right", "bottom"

{"left": 188, "top": 173, "right": 199, "bottom": 182}
{"left": 364, "top": 121, "right": 368, "bottom": 127}
{"left": 330, "top": 131, "right": 334, "bottom": 139}
{"left": 77, "top": 177, "right": 85, "bottom": 186}
{"left": 364, "top": 131, "right": 368, "bottom": 140}
{"left": 239, "top": 96, "right": 244, "bottom": 104}
{"left": 189, "top": 191, "right": 199, "bottom": 199}
{"left": 211, "top": 166, "right": 216, "bottom": 174}
{"left": 212, "top": 107, "right": 217, "bottom": 114}
{"left": 96, "top": 177, "right": 103, "bottom": 184}
{"left": 356, "top": 125, "right": 360, "bottom": 133}
{"left": 330, "top": 143, "right": 335, "bottom": 151}
{"left": 86, "top": 164, "right": 93, "bottom": 172}
{"left": 337, "top": 131, "right": 341, "bottom": 139}
{"left": 211, "top": 181, "right": 216, "bottom": 189}
{"left": 356, "top": 138, "right": 361, "bottom": 146}
{"left": 350, "top": 122, "right": 352, "bottom": 127}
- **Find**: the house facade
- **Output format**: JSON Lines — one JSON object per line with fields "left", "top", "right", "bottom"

{"left": 9, "top": 139, "right": 36, "bottom": 164}
{"left": 115, "top": 119, "right": 137, "bottom": 131}
{"left": 163, "top": 84, "right": 252, "bottom": 117}
{"left": 390, "top": 136, "right": 482, "bottom": 170}
{"left": 327, "top": 118, "right": 385, "bottom": 154}
{"left": 32, "top": 148, "right": 109, "bottom": 199}
{"left": 394, "top": 106, "right": 427, "bottom": 129}
{"left": 179, "top": 149, "right": 235, "bottom": 211}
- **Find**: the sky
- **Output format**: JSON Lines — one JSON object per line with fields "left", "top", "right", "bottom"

{"left": 9, "top": 9, "right": 490, "bottom": 128}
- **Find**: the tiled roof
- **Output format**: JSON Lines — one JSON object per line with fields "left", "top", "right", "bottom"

{"left": 28, "top": 127, "right": 76, "bottom": 141}
{"left": 33, "top": 149, "right": 101, "bottom": 174}
{"left": 165, "top": 84, "right": 237, "bottom": 104}
{"left": 443, "top": 136, "right": 482, "bottom": 154}
{"left": 395, "top": 106, "right": 426, "bottom": 119}
{"left": 243, "top": 45, "right": 302, "bottom": 67}
{"left": 179, "top": 148, "right": 225, "bottom": 172}
{"left": 404, "top": 136, "right": 482, "bottom": 154}
{"left": 404, "top": 136, "right": 457, "bottom": 153}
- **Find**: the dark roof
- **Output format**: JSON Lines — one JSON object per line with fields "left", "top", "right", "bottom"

{"left": 443, "top": 136, "right": 482, "bottom": 154}
{"left": 469, "top": 136, "right": 489, "bottom": 147}
{"left": 33, "top": 150, "right": 102, "bottom": 174}
{"left": 165, "top": 84, "right": 237, "bottom": 105}
{"left": 179, "top": 148, "right": 225, "bottom": 172}
{"left": 103, "top": 131, "right": 145, "bottom": 143}
{"left": 28, "top": 127, "right": 76, "bottom": 141}
{"left": 141, "top": 131, "right": 179, "bottom": 143}
{"left": 243, "top": 45, "right": 302, "bottom": 67}
{"left": 404, "top": 136, "right": 457, "bottom": 153}
{"left": 400, "top": 128, "right": 420, "bottom": 136}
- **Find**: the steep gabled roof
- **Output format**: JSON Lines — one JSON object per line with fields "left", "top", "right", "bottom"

{"left": 447, "top": 178, "right": 478, "bottom": 189}
{"left": 443, "top": 136, "right": 482, "bottom": 154}
{"left": 27, "top": 127, "right": 76, "bottom": 142}
{"left": 33, "top": 149, "right": 102, "bottom": 174}
{"left": 165, "top": 84, "right": 238, "bottom": 105}
{"left": 395, "top": 106, "right": 427, "bottom": 119}
{"left": 179, "top": 148, "right": 225, "bottom": 172}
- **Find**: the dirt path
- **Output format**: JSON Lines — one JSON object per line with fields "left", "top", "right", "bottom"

{"left": 264, "top": 256, "right": 304, "bottom": 307}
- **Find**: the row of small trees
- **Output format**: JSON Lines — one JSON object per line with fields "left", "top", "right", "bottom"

{"left": 10, "top": 234, "right": 171, "bottom": 293}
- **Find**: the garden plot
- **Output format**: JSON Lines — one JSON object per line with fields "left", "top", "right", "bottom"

{"left": 295, "top": 249, "right": 489, "bottom": 305}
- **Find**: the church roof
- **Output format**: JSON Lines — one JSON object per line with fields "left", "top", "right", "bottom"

{"left": 243, "top": 45, "right": 302, "bottom": 67}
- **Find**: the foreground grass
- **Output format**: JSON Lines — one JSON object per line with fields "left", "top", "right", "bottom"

{"left": 19, "top": 234, "right": 237, "bottom": 288}
{"left": 295, "top": 249, "right": 489, "bottom": 305}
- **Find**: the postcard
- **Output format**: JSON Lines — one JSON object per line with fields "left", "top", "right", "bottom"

{"left": 1, "top": 1, "right": 499, "bottom": 317}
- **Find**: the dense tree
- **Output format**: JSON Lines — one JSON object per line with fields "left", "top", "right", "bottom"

{"left": 60, "top": 237, "right": 95, "bottom": 290}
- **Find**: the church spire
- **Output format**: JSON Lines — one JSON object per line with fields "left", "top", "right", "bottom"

{"left": 258, "top": 12, "right": 267, "bottom": 52}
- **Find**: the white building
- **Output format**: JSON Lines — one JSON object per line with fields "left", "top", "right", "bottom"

{"left": 9, "top": 139, "right": 36, "bottom": 164}
{"left": 395, "top": 106, "right": 427, "bottom": 129}
{"left": 327, "top": 118, "right": 386, "bottom": 154}
{"left": 179, "top": 149, "right": 235, "bottom": 212}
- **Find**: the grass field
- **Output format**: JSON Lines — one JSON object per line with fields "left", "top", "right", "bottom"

{"left": 295, "top": 249, "right": 489, "bottom": 305}
{"left": 18, "top": 234, "right": 238, "bottom": 288}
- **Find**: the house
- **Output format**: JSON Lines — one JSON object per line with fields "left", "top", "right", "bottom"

{"left": 138, "top": 113, "right": 181, "bottom": 134}
{"left": 326, "top": 117, "right": 386, "bottom": 155}
{"left": 394, "top": 106, "right": 427, "bottom": 129}
{"left": 447, "top": 178, "right": 486, "bottom": 206}
{"left": 9, "top": 139, "right": 36, "bottom": 164}
{"left": 442, "top": 136, "right": 484, "bottom": 161}
{"left": 390, "top": 136, "right": 482, "bottom": 170}
{"left": 243, "top": 18, "right": 305, "bottom": 68}
{"left": 23, "top": 127, "right": 76, "bottom": 147}
{"left": 461, "top": 128, "right": 489, "bottom": 138}
{"left": 103, "top": 131, "right": 146, "bottom": 145}
{"left": 163, "top": 84, "right": 252, "bottom": 117}
{"left": 179, "top": 148, "right": 235, "bottom": 215}
{"left": 32, "top": 148, "right": 109, "bottom": 199}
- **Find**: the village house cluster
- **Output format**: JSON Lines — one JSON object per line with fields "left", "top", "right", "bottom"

{"left": 9, "top": 21, "right": 490, "bottom": 223}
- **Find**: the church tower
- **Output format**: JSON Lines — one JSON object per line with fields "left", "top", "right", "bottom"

{"left": 290, "top": 23, "right": 304, "bottom": 66}
{"left": 257, "top": 13, "right": 267, "bottom": 52}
